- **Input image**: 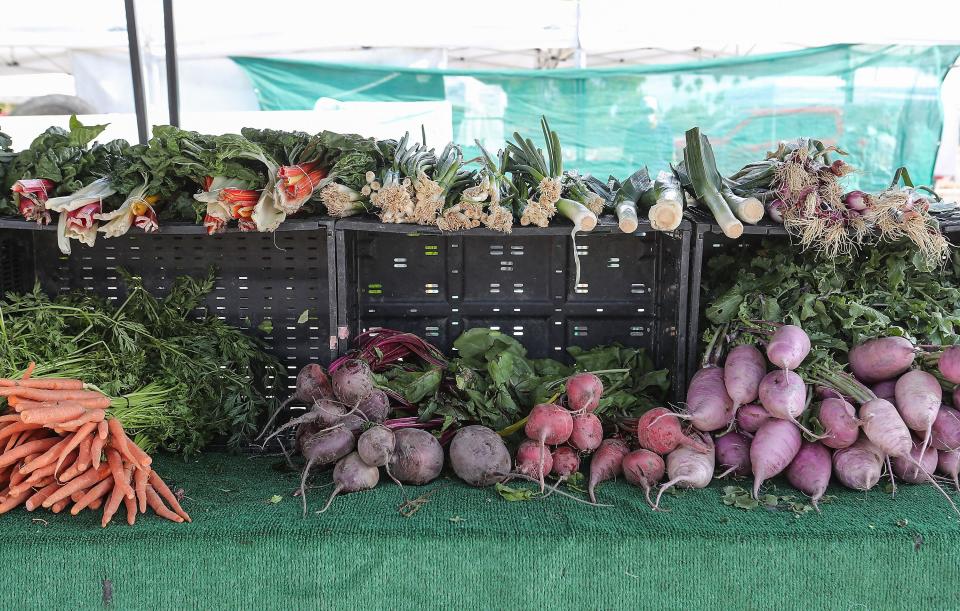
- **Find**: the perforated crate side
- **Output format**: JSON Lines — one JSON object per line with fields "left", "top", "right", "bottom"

{"left": 337, "top": 217, "right": 691, "bottom": 400}
{"left": 27, "top": 220, "right": 337, "bottom": 390}
{"left": 0, "top": 228, "right": 33, "bottom": 295}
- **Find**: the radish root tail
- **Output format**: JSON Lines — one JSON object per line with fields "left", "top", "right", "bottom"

{"left": 299, "top": 455, "right": 318, "bottom": 518}
{"left": 654, "top": 477, "right": 684, "bottom": 510}
{"left": 317, "top": 484, "right": 343, "bottom": 514}
{"left": 257, "top": 395, "right": 295, "bottom": 440}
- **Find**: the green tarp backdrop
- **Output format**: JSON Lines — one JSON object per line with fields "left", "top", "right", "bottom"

{"left": 234, "top": 45, "right": 960, "bottom": 191}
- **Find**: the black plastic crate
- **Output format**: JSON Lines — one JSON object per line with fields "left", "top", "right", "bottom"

{"left": 686, "top": 208, "right": 960, "bottom": 385}
{"left": 336, "top": 216, "right": 692, "bottom": 399}
{"left": 0, "top": 218, "right": 337, "bottom": 390}
{"left": 0, "top": 228, "right": 32, "bottom": 295}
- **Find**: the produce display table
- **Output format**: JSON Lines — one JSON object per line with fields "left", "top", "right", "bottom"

{"left": 9, "top": 453, "right": 958, "bottom": 609}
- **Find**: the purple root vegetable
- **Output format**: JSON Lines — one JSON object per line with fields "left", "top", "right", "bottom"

{"left": 818, "top": 398, "right": 860, "bottom": 450}
{"left": 588, "top": 438, "right": 629, "bottom": 504}
{"left": 724, "top": 344, "right": 767, "bottom": 408}
{"left": 750, "top": 419, "right": 801, "bottom": 499}
{"left": 848, "top": 336, "right": 915, "bottom": 384}
{"left": 622, "top": 449, "right": 665, "bottom": 508}
{"left": 815, "top": 386, "right": 843, "bottom": 400}
{"left": 758, "top": 370, "right": 820, "bottom": 437}
{"left": 257, "top": 363, "right": 333, "bottom": 439}
{"left": 955, "top": 386, "right": 960, "bottom": 410}
{"left": 331, "top": 359, "right": 376, "bottom": 405}
{"left": 685, "top": 367, "right": 734, "bottom": 432}
{"left": 550, "top": 446, "right": 579, "bottom": 478}
{"left": 569, "top": 413, "right": 603, "bottom": 452}
{"left": 870, "top": 379, "right": 897, "bottom": 402}
{"left": 765, "top": 324, "right": 811, "bottom": 370}
{"left": 938, "top": 346, "right": 960, "bottom": 385}
{"left": 318, "top": 452, "right": 380, "bottom": 514}
{"left": 525, "top": 404, "right": 574, "bottom": 491}
{"left": 388, "top": 428, "right": 444, "bottom": 485}
{"left": 714, "top": 431, "right": 752, "bottom": 478}
{"left": 516, "top": 439, "right": 554, "bottom": 480}
{"left": 932, "top": 405, "right": 960, "bottom": 452}
{"left": 654, "top": 433, "right": 715, "bottom": 509}
{"left": 357, "top": 425, "right": 396, "bottom": 468}
{"left": 937, "top": 450, "right": 960, "bottom": 491}
{"left": 566, "top": 373, "right": 604, "bottom": 413}
{"left": 766, "top": 199, "right": 785, "bottom": 223}
{"left": 859, "top": 398, "right": 959, "bottom": 514}
{"left": 637, "top": 407, "right": 711, "bottom": 454}
{"left": 449, "top": 425, "right": 511, "bottom": 487}
{"left": 786, "top": 441, "right": 832, "bottom": 511}
{"left": 357, "top": 389, "right": 390, "bottom": 423}
{"left": 891, "top": 442, "right": 939, "bottom": 484}
{"left": 298, "top": 426, "right": 357, "bottom": 516}
{"left": 894, "top": 370, "right": 942, "bottom": 453}
{"left": 736, "top": 404, "right": 771, "bottom": 434}
{"left": 259, "top": 398, "right": 350, "bottom": 448}
{"left": 833, "top": 437, "right": 884, "bottom": 490}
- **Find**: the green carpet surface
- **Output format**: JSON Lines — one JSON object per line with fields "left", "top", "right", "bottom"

{"left": 5, "top": 451, "right": 960, "bottom": 610}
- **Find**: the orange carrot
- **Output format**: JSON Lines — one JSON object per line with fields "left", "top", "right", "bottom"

{"left": 108, "top": 419, "right": 138, "bottom": 466}
{"left": 56, "top": 456, "right": 90, "bottom": 483}
{"left": 0, "top": 488, "right": 32, "bottom": 514}
{"left": 148, "top": 471, "right": 190, "bottom": 522}
{"left": 50, "top": 497, "right": 69, "bottom": 514}
{"left": 42, "top": 464, "right": 109, "bottom": 508}
{"left": 71, "top": 476, "right": 114, "bottom": 515}
{"left": 53, "top": 409, "right": 106, "bottom": 430}
{"left": 9, "top": 475, "right": 53, "bottom": 498}
{"left": 20, "top": 404, "right": 85, "bottom": 425}
{"left": 123, "top": 493, "right": 137, "bottom": 525}
{"left": 76, "top": 436, "right": 92, "bottom": 471}
{"left": 90, "top": 434, "right": 105, "bottom": 469}
{"left": 12, "top": 397, "right": 112, "bottom": 411}
{"left": 54, "top": 421, "right": 97, "bottom": 476}
{"left": 0, "top": 437, "right": 59, "bottom": 468}
{"left": 19, "top": 436, "right": 71, "bottom": 475}
{"left": 97, "top": 420, "right": 108, "bottom": 440}
{"left": 0, "top": 378, "right": 84, "bottom": 390}
{"left": 89, "top": 497, "right": 103, "bottom": 511}
{"left": 0, "top": 415, "right": 20, "bottom": 423}
{"left": 101, "top": 482, "right": 126, "bottom": 527}
{"left": 9, "top": 454, "right": 38, "bottom": 488}
{"left": 25, "top": 481, "right": 60, "bottom": 511}
{"left": 21, "top": 362, "right": 35, "bottom": 380}
{"left": 25, "top": 451, "right": 75, "bottom": 483}
{"left": 144, "top": 484, "right": 183, "bottom": 523}
{"left": 135, "top": 467, "right": 149, "bottom": 513}
{"left": 0, "top": 421, "right": 41, "bottom": 443}
{"left": 124, "top": 437, "right": 152, "bottom": 468}
{"left": 107, "top": 450, "right": 134, "bottom": 500}
{"left": 0, "top": 387, "right": 106, "bottom": 402}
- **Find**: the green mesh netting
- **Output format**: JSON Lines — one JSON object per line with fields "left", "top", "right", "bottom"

{"left": 233, "top": 45, "right": 960, "bottom": 191}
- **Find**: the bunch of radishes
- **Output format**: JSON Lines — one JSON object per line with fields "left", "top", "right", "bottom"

{"left": 674, "top": 324, "right": 960, "bottom": 513}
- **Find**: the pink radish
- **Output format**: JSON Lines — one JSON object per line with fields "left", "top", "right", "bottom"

{"left": 686, "top": 367, "right": 734, "bottom": 432}
{"left": 894, "top": 370, "right": 942, "bottom": 453}
{"left": 622, "top": 449, "right": 665, "bottom": 508}
{"left": 955, "top": 386, "right": 960, "bottom": 410}
{"left": 758, "top": 370, "right": 819, "bottom": 437}
{"left": 870, "top": 379, "right": 897, "bottom": 402}
{"left": 714, "top": 431, "right": 751, "bottom": 478}
{"left": 724, "top": 344, "right": 767, "bottom": 407}
{"left": 654, "top": 433, "right": 715, "bottom": 509}
{"left": 765, "top": 324, "right": 811, "bottom": 370}
{"left": 637, "top": 407, "right": 711, "bottom": 455}
{"left": 735, "top": 404, "right": 770, "bottom": 433}
{"left": 786, "top": 441, "right": 832, "bottom": 511}
{"left": 588, "top": 438, "right": 629, "bottom": 503}
{"left": 848, "top": 337, "right": 915, "bottom": 384}
{"left": 550, "top": 446, "right": 580, "bottom": 478}
{"left": 859, "top": 397, "right": 958, "bottom": 513}
{"left": 818, "top": 398, "right": 859, "bottom": 449}
{"left": 932, "top": 405, "right": 960, "bottom": 451}
{"left": 891, "top": 442, "right": 938, "bottom": 484}
{"left": 833, "top": 437, "right": 884, "bottom": 490}
{"left": 566, "top": 373, "right": 603, "bottom": 413}
{"left": 516, "top": 439, "right": 554, "bottom": 481}
{"left": 524, "top": 403, "right": 574, "bottom": 491}
{"left": 938, "top": 346, "right": 960, "bottom": 384}
{"left": 937, "top": 450, "right": 960, "bottom": 491}
{"left": 750, "top": 419, "right": 801, "bottom": 499}
{"left": 569, "top": 413, "right": 603, "bottom": 452}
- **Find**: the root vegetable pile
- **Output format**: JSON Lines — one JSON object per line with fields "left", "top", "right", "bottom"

{"left": 0, "top": 369, "right": 190, "bottom": 526}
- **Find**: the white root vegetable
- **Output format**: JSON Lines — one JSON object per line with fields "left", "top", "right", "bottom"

{"left": 654, "top": 433, "right": 715, "bottom": 509}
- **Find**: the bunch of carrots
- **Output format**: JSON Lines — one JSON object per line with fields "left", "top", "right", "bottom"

{"left": 0, "top": 363, "right": 190, "bottom": 527}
